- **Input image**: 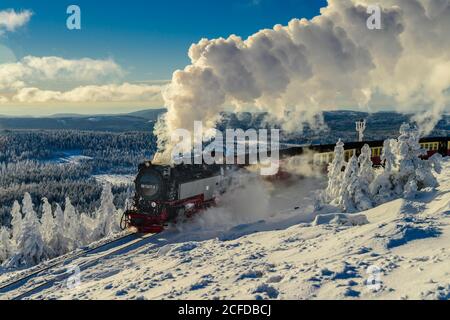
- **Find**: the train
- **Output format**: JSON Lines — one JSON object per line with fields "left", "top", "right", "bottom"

{"left": 121, "top": 136, "right": 450, "bottom": 233}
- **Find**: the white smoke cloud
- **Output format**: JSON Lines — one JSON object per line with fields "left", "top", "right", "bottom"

{"left": 158, "top": 0, "right": 450, "bottom": 160}
{"left": 0, "top": 9, "right": 32, "bottom": 35}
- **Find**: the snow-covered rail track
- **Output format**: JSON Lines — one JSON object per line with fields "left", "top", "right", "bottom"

{"left": 0, "top": 232, "right": 157, "bottom": 300}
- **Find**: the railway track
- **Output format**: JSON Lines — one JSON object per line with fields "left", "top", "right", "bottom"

{"left": 0, "top": 232, "right": 157, "bottom": 300}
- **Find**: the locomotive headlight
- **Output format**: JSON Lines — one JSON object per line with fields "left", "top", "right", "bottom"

{"left": 151, "top": 202, "right": 157, "bottom": 208}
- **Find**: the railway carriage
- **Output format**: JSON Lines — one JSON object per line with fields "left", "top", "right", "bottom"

{"left": 311, "top": 137, "right": 450, "bottom": 167}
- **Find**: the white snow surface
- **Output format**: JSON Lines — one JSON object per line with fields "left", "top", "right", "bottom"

{"left": 93, "top": 174, "right": 134, "bottom": 186}
{"left": 2, "top": 159, "right": 450, "bottom": 300}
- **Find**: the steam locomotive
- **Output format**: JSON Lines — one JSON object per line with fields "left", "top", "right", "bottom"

{"left": 121, "top": 161, "right": 228, "bottom": 233}
{"left": 122, "top": 136, "right": 450, "bottom": 233}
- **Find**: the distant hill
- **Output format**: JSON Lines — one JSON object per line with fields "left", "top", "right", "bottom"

{"left": 125, "top": 109, "right": 166, "bottom": 120}
{"left": 0, "top": 109, "right": 448, "bottom": 139}
{"left": 0, "top": 108, "right": 167, "bottom": 132}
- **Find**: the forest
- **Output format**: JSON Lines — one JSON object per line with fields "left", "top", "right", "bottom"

{"left": 0, "top": 129, "right": 156, "bottom": 225}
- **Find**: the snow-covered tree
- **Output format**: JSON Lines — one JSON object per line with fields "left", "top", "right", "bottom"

{"left": 64, "top": 197, "right": 80, "bottom": 251}
{"left": 322, "top": 123, "right": 442, "bottom": 211}
{"left": 40, "top": 198, "right": 55, "bottom": 258}
{"left": 94, "top": 184, "right": 119, "bottom": 239}
{"left": 10, "top": 193, "right": 45, "bottom": 267}
{"left": 338, "top": 155, "right": 372, "bottom": 212}
{"left": 0, "top": 227, "right": 12, "bottom": 263}
{"left": 324, "top": 139, "right": 346, "bottom": 204}
{"left": 338, "top": 155, "right": 358, "bottom": 212}
{"left": 49, "top": 204, "right": 69, "bottom": 257}
{"left": 77, "top": 212, "right": 91, "bottom": 246}
{"left": 355, "top": 145, "right": 374, "bottom": 211}
{"left": 10, "top": 200, "right": 22, "bottom": 243}
{"left": 358, "top": 144, "right": 374, "bottom": 184}
{"left": 370, "top": 139, "right": 399, "bottom": 203}
{"left": 379, "top": 123, "right": 439, "bottom": 199}
{"left": 396, "top": 124, "right": 428, "bottom": 194}
{"left": 381, "top": 139, "right": 397, "bottom": 173}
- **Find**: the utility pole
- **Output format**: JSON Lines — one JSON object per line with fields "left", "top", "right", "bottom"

{"left": 356, "top": 119, "right": 366, "bottom": 142}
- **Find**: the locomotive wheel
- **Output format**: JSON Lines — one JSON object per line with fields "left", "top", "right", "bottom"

{"left": 120, "top": 212, "right": 131, "bottom": 230}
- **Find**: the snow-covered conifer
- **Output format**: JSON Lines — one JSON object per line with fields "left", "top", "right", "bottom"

{"left": 40, "top": 198, "right": 55, "bottom": 257}
{"left": 94, "top": 184, "right": 118, "bottom": 238}
{"left": 339, "top": 155, "right": 359, "bottom": 212}
{"left": 396, "top": 123, "right": 438, "bottom": 193}
{"left": 64, "top": 197, "right": 80, "bottom": 251}
{"left": 0, "top": 227, "right": 12, "bottom": 263}
{"left": 324, "top": 139, "right": 346, "bottom": 204}
{"left": 10, "top": 200, "right": 22, "bottom": 243}
{"left": 50, "top": 204, "right": 69, "bottom": 256}
{"left": 358, "top": 144, "right": 374, "bottom": 184}
{"left": 381, "top": 139, "right": 397, "bottom": 173}
{"left": 11, "top": 193, "right": 45, "bottom": 266}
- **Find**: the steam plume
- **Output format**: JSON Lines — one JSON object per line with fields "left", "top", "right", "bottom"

{"left": 157, "top": 0, "right": 450, "bottom": 161}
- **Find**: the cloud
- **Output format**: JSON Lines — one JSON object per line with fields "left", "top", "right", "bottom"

{"left": 0, "top": 9, "right": 33, "bottom": 35}
{"left": 11, "top": 83, "right": 164, "bottom": 104}
{"left": 0, "top": 56, "right": 124, "bottom": 90}
{"left": 157, "top": 0, "right": 450, "bottom": 161}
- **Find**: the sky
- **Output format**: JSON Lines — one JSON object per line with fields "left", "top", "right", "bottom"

{"left": 0, "top": 0, "right": 327, "bottom": 116}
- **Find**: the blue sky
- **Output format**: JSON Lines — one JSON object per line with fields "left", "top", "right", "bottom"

{"left": 1, "top": 0, "right": 327, "bottom": 82}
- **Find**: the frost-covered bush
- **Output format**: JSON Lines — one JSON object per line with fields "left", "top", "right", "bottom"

{"left": 0, "top": 184, "right": 123, "bottom": 268}
{"left": 322, "top": 123, "right": 442, "bottom": 212}
{"left": 371, "top": 123, "right": 441, "bottom": 201}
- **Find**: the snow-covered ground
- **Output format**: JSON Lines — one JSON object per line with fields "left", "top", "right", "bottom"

{"left": 44, "top": 150, "right": 93, "bottom": 165}
{"left": 93, "top": 174, "right": 134, "bottom": 186}
{"left": 2, "top": 160, "right": 449, "bottom": 300}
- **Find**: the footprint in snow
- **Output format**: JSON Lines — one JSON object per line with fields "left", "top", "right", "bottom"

{"left": 115, "top": 289, "right": 128, "bottom": 296}
{"left": 238, "top": 270, "right": 264, "bottom": 280}
{"left": 267, "top": 275, "right": 283, "bottom": 283}
{"left": 253, "top": 284, "right": 279, "bottom": 299}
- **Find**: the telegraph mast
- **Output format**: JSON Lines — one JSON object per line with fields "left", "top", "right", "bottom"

{"left": 356, "top": 119, "right": 366, "bottom": 142}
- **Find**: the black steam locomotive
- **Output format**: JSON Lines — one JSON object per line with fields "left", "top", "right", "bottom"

{"left": 121, "top": 161, "right": 228, "bottom": 233}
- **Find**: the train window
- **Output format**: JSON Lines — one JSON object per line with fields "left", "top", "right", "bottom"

{"left": 372, "top": 148, "right": 381, "bottom": 157}
{"left": 344, "top": 150, "right": 354, "bottom": 161}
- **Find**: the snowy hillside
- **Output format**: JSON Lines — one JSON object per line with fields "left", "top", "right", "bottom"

{"left": 3, "top": 158, "right": 448, "bottom": 300}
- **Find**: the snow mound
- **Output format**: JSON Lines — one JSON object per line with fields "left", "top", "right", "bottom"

{"left": 312, "top": 213, "right": 369, "bottom": 227}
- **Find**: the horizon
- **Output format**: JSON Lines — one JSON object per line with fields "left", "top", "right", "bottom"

{"left": 1, "top": 108, "right": 449, "bottom": 119}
